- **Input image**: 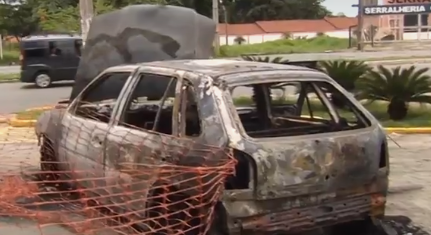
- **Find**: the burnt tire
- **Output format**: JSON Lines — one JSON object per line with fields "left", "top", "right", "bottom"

{"left": 132, "top": 184, "right": 213, "bottom": 235}
{"left": 207, "top": 203, "right": 229, "bottom": 235}
{"left": 39, "top": 136, "right": 70, "bottom": 191}
{"left": 332, "top": 217, "right": 382, "bottom": 235}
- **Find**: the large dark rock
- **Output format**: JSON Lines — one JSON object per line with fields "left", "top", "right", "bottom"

{"left": 70, "top": 4, "right": 216, "bottom": 100}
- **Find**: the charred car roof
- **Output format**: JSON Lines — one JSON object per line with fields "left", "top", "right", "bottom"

{"left": 109, "top": 59, "right": 320, "bottom": 84}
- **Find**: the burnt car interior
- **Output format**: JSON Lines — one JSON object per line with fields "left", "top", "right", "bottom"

{"left": 120, "top": 75, "right": 201, "bottom": 136}
{"left": 231, "top": 81, "right": 371, "bottom": 138}
{"left": 73, "top": 72, "right": 201, "bottom": 137}
{"left": 74, "top": 72, "right": 131, "bottom": 122}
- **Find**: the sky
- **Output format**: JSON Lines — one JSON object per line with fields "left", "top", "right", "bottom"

{"left": 322, "top": 0, "right": 359, "bottom": 16}
{"left": 322, "top": 0, "right": 382, "bottom": 17}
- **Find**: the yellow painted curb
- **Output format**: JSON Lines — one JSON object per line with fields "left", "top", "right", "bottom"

{"left": 385, "top": 127, "right": 431, "bottom": 134}
{"left": 25, "top": 105, "right": 54, "bottom": 111}
{"left": 8, "top": 116, "right": 37, "bottom": 128}
{"left": 0, "top": 117, "right": 7, "bottom": 124}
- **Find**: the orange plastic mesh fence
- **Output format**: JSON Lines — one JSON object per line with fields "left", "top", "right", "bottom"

{"left": 0, "top": 109, "right": 236, "bottom": 235}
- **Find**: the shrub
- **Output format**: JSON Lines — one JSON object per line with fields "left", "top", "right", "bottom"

{"left": 357, "top": 65, "right": 431, "bottom": 120}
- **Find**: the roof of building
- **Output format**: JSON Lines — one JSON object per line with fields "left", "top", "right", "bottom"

{"left": 217, "top": 16, "right": 359, "bottom": 35}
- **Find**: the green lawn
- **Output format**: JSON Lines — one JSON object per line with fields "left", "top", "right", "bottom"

{"left": 218, "top": 36, "right": 351, "bottom": 57}
{"left": 0, "top": 49, "right": 19, "bottom": 66}
{"left": 0, "top": 72, "right": 19, "bottom": 81}
{"left": 15, "top": 109, "right": 45, "bottom": 120}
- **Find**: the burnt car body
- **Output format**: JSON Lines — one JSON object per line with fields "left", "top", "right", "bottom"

{"left": 35, "top": 59, "right": 389, "bottom": 234}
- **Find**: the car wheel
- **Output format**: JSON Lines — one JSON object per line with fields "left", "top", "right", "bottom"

{"left": 39, "top": 136, "right": 70, "bottom": 191}
{"left": 34, "top": 73, "right": 52, "bottom": 88}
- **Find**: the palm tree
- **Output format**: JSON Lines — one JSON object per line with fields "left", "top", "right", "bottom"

{"left": 320, "top": 60, "right": 371, "bottom": 108}
{"left": 234, "top": 36, "right": 246, "bottom": 45}
{"left": 319, "top": 60, "right": 370, "bottom": 91}
{"left": 241, "top": 55, "right": 289, "bottom": 64}
{"left": 357, "top": 65, "right": 431, "bottom": 120}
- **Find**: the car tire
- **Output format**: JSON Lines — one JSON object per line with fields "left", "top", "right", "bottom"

{"left": 34, "top": 72, "right": 52, "bottom": 88}
{"left": 39, "top": 136, "right": 71, "bottom": 191}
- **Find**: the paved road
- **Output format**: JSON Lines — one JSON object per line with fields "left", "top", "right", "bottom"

{"left": 0, "top": 49, "right": 430, "bottom": 75}
{"left": 0, "top": 82, "right": 73, "bottom": 113}
{"left": 1, "top": 62, "right": 431, "bottom": 114}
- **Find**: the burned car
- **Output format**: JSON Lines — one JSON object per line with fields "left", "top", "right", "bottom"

{"left": 35, "top": 59, "right": 389, "bottom": 234}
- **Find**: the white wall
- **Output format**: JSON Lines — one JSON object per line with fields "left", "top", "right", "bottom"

{"left": 403, "top": 32, "right": 431, "bottom": 40}
{"left": 219, "top": 30, "right": 351, "bottom": 45}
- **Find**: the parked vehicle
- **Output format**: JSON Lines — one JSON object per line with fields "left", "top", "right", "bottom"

{"left": 35, "top": 59, "right": 389, "bottom": 235}
{"left": 19, "top": 34, "right": 82, "bottom": 88}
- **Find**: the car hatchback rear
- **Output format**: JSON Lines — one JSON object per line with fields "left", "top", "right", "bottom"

{"left": 218, "top": 69, "right": 389, "bottom": 234}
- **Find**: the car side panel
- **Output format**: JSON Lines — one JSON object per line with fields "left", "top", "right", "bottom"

{"left": 58, "top": 113, "right": 110, "bottom": 190}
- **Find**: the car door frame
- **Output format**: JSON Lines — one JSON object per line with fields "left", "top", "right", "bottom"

{"left": 60, "top": 66, "right": 139, "bottom": 189}
{"left": 105, "top": 66, "right": 185, "bottom": 170}
{"left": 99, "top": 66, "right": 185, "bottom": 213}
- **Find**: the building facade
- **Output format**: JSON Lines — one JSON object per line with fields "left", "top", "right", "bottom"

{"left": 378, "top": 0, "right": 431, "bottom": 40}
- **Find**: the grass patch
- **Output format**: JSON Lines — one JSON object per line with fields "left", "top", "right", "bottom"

{"left": 0, "top": 72, "right": 19, "bottom": 81}
{"left": 234, "top": 97, "right": 431, "bottom": 128}
{"left": 218, "top": 36, "right": 351, "bottom": 57}
{"left": 15, "top": 109, "right": 45, "bottom": 120}
{"left": 0, "top": 49, "right": 19, "bottom": 66}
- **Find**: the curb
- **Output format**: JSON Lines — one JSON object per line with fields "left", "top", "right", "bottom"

{"left": 366, "top": 58, "right": 431, "bottom": 66}
{"left": 5, "top": 106, "right": 54, "bottom": 128}
{"left": 25, "top": 105, "right": 55, "bottom": 111}
{"left": 0, "top": 79, "right": 19, "bottom": 84}
{"left": 385, "top": 127, "right": 431, "bottom": 134}
{"left": 6, "top": 117, "right": 431, "bottom": 133}
{"left": 8, "top": 115, "right": 37, "bottom": 128}
{"left": 5, "top": 106, "right": 431, "bottom": 133}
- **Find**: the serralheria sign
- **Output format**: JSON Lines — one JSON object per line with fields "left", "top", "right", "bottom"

{"left": 364, "top": 4, "right": 431, "bottom": 15}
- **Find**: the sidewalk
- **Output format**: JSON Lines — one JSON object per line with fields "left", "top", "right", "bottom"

{"left": 0, "top": 126, "right": 36, "bottom": 144}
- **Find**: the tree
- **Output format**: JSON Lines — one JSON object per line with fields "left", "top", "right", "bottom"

{"left": 228, "top": 0, "right": 332, "bottom": 23}
{"left": 234, "top": 36, "right": 245, "bottom": 45}
{"left": 0, "top": 0, "right": 39, "bottom": 40}
{"left": 357, "top": 65, "right": 431, "bottom": 120}
{"left": 320, "top": 60, "right": 370, "bottom": 92}
{"left": 241, "top": 55, "right": 289, "bottom": 64}
{"left": 320, "top": 60, "right": 370, "bottom": 108}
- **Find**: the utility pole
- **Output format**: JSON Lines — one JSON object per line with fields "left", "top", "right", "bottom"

{"left": 212, "top": 0, "right": 220, "bottom": 54}
{"left": 357, "top": 0, "right": 364, "bottom": 51}
{"left": 79, "top": 0, "right": 94, "bottom": 46}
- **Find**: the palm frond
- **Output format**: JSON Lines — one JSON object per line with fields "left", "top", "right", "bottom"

{"left": 319, "top": 60, "right": 370, "bottom": 91}
{"left": 358, "top": 65, "right": 431, "bottom": 105}
{"left": 241, "top": 55, "right": 289, "bottom": 64}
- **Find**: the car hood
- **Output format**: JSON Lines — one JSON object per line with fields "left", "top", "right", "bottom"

{"left": 70, "top": 4, "right": 216, "bottom": 100}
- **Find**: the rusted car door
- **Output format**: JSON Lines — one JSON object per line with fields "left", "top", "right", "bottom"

{"left": 102, "top": 70, "right": 185, "bottom": 212}
{"left": 58, "top": 71, "right": 133, "bottom": 190}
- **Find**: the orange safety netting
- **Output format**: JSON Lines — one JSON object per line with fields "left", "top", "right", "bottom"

{"left": 0, "top": 110, "right": 236, "bottom": 235}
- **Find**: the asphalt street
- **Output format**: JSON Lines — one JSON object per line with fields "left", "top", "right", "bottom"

{"left": 0, "top": 49, "right": 430, "bottom": 75}
{"left": 0, "top": 62, "right": 430, "bottom": 114}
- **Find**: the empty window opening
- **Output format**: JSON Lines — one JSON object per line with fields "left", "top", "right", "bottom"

{"left": 179, "top": 84, "right": 202, "bottom": 137}
{"left": 120, "top": 74, "right": 201, "bottom": 136}
{"left": 74, "top": 72, "right": 131, "bottom": 123}
{"left": 231, "top": 81, "right": 369, "bottom": 138}
{"left": 121, "top": 74, "right": 176, "bottom": 134}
